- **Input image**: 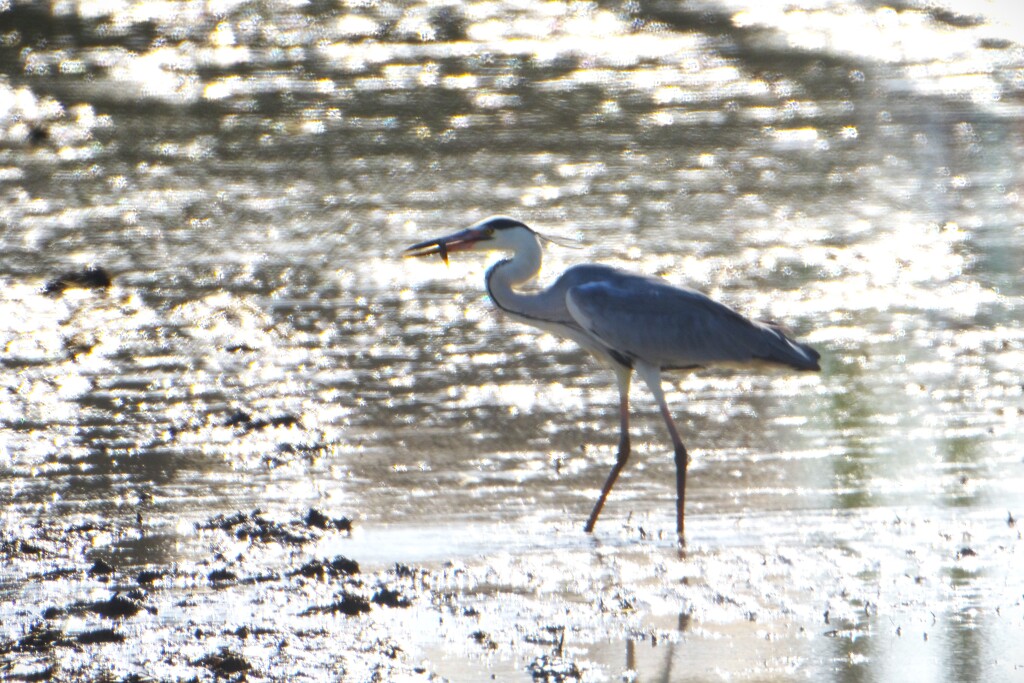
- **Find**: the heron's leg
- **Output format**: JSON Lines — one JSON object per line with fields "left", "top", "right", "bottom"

{"left": 584, "top": 365, "right": 632, "bottom": 533}
{"left": 636, "top": 363, "right": 689, "bottom": 540}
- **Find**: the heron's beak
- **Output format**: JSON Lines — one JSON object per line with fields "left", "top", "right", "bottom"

{"left": 403, "top": 228, "right": 491, "bottom": 265}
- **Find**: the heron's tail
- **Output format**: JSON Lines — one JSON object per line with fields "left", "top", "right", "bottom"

{"left": 757, "top": 321, "right": 821, "bottom": 371}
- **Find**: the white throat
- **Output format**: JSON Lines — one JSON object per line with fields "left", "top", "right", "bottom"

{"left": 491, "top": 227, "right": 542, "bottom": 288}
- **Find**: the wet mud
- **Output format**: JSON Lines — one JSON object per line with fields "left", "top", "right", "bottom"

{"left": 3, "top": 503, "right": 669, "bottom": 682}
{"left": 2, "top": 508, "right": 415, "bottom": 682}
{"left": 5, "top": 494, "right": 1022, "bottom": 682}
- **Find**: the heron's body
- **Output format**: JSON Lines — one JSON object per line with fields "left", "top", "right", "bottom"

{"left": 406, "top": 216, "right": 820, "bottom": 539}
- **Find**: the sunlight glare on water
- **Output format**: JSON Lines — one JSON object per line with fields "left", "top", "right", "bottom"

{"left": 1, "top": 0, "right": 1023, "bottom": 680}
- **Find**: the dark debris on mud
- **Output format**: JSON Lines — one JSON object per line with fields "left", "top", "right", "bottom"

{"left": 196, "top": 507, "right": 352, "bottom": 545}
{"left": 196, "top": 647, "right": 252, "bottom": 680}
{"left": 0, "top": 622, "right": 126, "bottom": 671}
{"left": 80, "top": 592, "right": 155, "bottom": 619}
{"left": 1, "top": 539, "right": 47, "bottom": 556}
{"left": 528, "top": 654, "right": 584, "bottom": 682}
{"left": 163, "top": 408, "right": 332, "bottom": 465}
{"left": 0, "top": 507, "right": 441, "bottom": 683}
{"left": 222, "top": 409, "right": 302, "bottom": 433}
{"left": 42, "top": 265, "right": 113, "bottom": 296}
{"left": 0, "top": 623, "right": 69, "bottom": 655}
{"left": 371, "top": 586, "right": 412, "bottom": 609}
{"left": 290, "top": 555, "right": 361, "bottom": 579}
{"left": 302, "top": 591, "right": 373, "bottom": 617}
{"left": 0, "top": 494, "right": 660, "bottom": 683}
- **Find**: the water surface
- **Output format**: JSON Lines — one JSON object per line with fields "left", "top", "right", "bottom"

{"left": 1, "top": 1, "right": 1022, "bottom": 681}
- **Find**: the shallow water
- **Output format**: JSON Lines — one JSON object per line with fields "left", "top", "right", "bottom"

{"left": 1, "top": 0, "right": 1023, "bottom": 681}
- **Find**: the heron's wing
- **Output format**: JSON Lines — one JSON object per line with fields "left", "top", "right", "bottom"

{"left": 565, "top": 277, "right": 819, "bottom": 371}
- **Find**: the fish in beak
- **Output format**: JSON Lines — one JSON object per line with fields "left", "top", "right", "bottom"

{"left": 403, "top": 227, "right": 493, "bottom": 265}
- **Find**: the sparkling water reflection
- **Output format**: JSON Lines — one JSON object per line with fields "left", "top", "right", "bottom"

{"left": 1, "top": 0, "right": 1022, "bottom": 680}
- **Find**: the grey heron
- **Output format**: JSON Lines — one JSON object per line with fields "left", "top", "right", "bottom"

{"left": 405, "top": 216, "right": 820, "bottom": 539}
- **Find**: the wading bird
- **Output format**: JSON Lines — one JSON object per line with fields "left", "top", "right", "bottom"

{"left": 405, "top": 216, "right": 820, "bottom": 539}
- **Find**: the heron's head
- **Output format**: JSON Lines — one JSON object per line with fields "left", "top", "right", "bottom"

{"left": 404, "top": 216, "right": 535, "bottom": 264}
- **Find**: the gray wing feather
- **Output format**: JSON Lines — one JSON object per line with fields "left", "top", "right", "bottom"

{"left": 565, "top": 278, "right": 819, "bottom": 371}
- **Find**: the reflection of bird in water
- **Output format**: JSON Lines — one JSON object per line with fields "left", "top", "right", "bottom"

{"left": 406, "top": 216, "right": 821, "bottom": 540}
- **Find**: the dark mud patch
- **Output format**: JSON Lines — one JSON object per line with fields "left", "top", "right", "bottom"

{"left": 0, "top": 623, "right": 68, "bottom": 655}
{"left": 38, "top": 591, "right": 155, "bottom": 622}
{"left": 88, "top": 559, "right": 115, "bottom": 578}
{"left": 528, "top": 654, "right": 583, "bottom": 682}
{"left": 8, "top": 504, "right": 1020, "bottom": 682}
{"left": 196, "top": 647, "right": 252, "bottom": 679}
{"left": 222, "top": 409, "right": 302, "bottom": 433}
{"left": 136, "top": 569, "right": 167, "bottom": 585}
{"left": 304, "top": 507, "right": 354, "bottom": 532}
{"left": 302, "top": 591, "right": 372, "bottom": 617}
{"left": 42, "top": 265, "right": 113, "bottom": 296}
{"left": 80, "top": 593, "right": 155, "bottom": 619}
{"left": 0, "top": 623, "right": 124, "bottom": 657}
{"left": 207, "top": 567, "right": 240, "bottom": 583}
{"left": 1, "top": 508, "right": 445, "bottom": 682}
{"left": 162, "top": 407, "right": 332, "bottom": 466}
{"left": 197, "top": 508, "right": 352, "bottom": 545}
{"left": 75, "top": 628, "right": 126, "bottom": 645}
{"left": 470, "top": 629, "right": 499, "bottom": 650}
{"left": 1, "top": 539, "right": 47, "bottom": 556}
{"left": 371, "top": 586, "right": 412, "bottom": 608}
{"left": 290, "top": 555, "right": 361, "bottom": 579}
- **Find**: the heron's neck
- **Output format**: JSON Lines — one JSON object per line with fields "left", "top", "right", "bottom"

{"left": 485, "top": 233, "right": 560, "bottom": 321}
